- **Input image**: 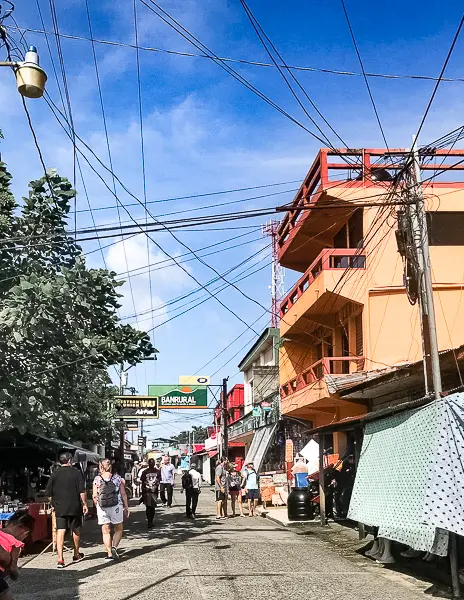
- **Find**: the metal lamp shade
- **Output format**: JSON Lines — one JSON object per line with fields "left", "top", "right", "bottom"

{"left": 15, "top": 64, "right": 47, "bottom": 98}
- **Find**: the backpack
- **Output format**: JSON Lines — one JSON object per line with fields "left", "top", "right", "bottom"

{"left": 98, "top": 476, "right": 119, "bottom": 508}
{"left": 182, "top": 472, "right": 193, "bottom": 490}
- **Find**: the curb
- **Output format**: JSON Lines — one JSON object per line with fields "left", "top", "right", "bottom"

{"left": 256, "top": 509, "right": 289, "bottom": 527}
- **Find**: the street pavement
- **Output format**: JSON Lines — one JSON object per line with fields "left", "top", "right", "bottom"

{"left": 14, "top": 489, "right": 429, "bottom": 600}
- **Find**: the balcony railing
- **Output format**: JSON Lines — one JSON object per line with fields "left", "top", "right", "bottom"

{"left": 280, "top": 356, "right": 365, "bottom": 398}
{"left": 280, "top": 248, "right": 366, "bottom": 317}
{"left": 277, "top": 148, "right": 464, "bottom": 252}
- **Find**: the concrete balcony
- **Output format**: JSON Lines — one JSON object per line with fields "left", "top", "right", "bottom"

{"left": 280, "top": 356, "right": 365, "bottom": 416}
{"left": 280, "top": 248, "right": 365, "bottom": 338}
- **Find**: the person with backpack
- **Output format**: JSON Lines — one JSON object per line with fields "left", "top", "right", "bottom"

{"left": 181, "top": 463, "right": 202, "bottom": 519}
{"left": 242, "top": 462, "right": 260, "bottom": 517}
{"left": 92, "top": 459, "right": 129, "bottom": 560}
{"left": 140, "top": 459, "right": 160, "bottom": 528}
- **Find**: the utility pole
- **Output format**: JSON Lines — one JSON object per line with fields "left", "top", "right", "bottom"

{"left": 262, "top": 221, "right": 285, "bottom": 328}
{"left": 407, "top": 136, "right": 442, "bottom": 399}
{"left": 221, "top": 377, "right": 229, "bottom": 459}
{"left": 140, "top": 419, "right": 145, "bottom": 457}
{"left": 119, "top": 364, "right": 126, "bottom": 474}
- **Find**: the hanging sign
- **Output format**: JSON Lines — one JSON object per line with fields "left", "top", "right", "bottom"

{"left": 261, "top": 401, "right": 272, "bottom": 413}
{"left": 125, "top": 421, "right": 139, "bottom": 431}
{"left": 148, "top": 385, "right": 207, "bottom": 408}
{"left": 285, "top": 439, "right": 294, "bottom": 463}
{"left": 114, "top": 396, "right": 159, "bottom": 419}
{"left": 252, "top": 406, "right": 262, "bottom": 417}
{"left": 179, "top": 375, "right": 210, "bottom": 386}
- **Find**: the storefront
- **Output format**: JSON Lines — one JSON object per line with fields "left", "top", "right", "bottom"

{"left": 0, "top": 430, "right": 101, "bottom": 542}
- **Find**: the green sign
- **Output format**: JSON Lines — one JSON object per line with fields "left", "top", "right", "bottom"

{"left": 148, "top": 385, "right": 208, "bottom": 409}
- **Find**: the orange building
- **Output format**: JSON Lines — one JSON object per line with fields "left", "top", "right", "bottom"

{"left": 278, "top": 148, "right": 464, "bottom": 454}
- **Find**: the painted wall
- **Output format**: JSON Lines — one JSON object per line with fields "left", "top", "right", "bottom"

{"left": 279, "top": 181, "right": 464, "bottom": 416}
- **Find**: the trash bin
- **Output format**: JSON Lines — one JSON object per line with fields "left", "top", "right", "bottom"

{"left": 287, "top": 487, "right": 313, "bottom": 521}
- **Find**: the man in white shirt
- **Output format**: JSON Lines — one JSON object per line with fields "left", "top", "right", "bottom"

{"left": 160, "top": 456, "right": 176, "bottom": 508}
{"left": 183, "top": 464, "right": 202, "bottom": 519}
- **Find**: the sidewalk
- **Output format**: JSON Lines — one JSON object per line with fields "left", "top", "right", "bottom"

{"left": 256, "top": 505, "right": 456, "bottom": 595}
{"left": 12, "top": 489, "right": 437, "bottom": 600}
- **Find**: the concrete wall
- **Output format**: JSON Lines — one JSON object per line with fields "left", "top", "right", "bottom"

{"left": 253, "top": 366, "right": 279, "bottom": 403}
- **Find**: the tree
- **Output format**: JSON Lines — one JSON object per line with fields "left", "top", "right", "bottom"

{"left": 0, "top": 161, "right": 154, "bottom": 440}
{"left": 171, "top": 425, "right": 209, "bottom": 446}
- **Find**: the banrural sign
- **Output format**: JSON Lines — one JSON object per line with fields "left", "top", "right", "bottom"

{"left": 148, "top": 385, "right": 208, "bottom": 409}
{"left": 114, "top": 396, "right": 159, "bottom": 419}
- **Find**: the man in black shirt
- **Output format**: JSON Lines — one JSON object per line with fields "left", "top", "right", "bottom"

{"left": 46, "top": 452, "right": 88, "bottom": 569}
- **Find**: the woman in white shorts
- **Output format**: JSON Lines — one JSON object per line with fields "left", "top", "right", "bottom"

{"left": 92, "top": 459, "right": 130, "bottom": 560}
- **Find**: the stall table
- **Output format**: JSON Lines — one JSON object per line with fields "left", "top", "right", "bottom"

{"left": 0, "top": 503, "right": 50, "bottom": 543}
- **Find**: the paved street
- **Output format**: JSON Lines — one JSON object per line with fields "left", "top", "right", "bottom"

{"left": 12, "top": 489, "right": 429, "bottom": 600}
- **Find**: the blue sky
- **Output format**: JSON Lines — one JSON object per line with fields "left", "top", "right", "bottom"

{"left": 1, "top": 0, "right": 463, "bottom": 438}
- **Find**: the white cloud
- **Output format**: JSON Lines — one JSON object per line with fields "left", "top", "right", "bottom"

{"left": 106, "top": 234, "right": 191, "bottom": 329}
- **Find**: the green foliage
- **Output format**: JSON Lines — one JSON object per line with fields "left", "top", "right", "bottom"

{"left": 0, "top": 163, "right": 155, "bottom": 442}
{"left": 172, "top": 425, "right": 209, "bottom": 445}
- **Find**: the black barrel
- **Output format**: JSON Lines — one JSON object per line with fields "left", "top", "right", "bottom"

{"left": 287, "top": 487, "right": 314, "bottom": 521}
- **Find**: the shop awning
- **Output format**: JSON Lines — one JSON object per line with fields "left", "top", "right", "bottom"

{"left": 208, "top": 450, "right": 218, "bottom": 458}
{"left": 243, "top": 423, "right": 277, "bottom": 472}
{"left": 0, "top": 430, "right": 101, "bottom": 464}
{"left": 308, "top": 393, "right": 437, "bottom": 436}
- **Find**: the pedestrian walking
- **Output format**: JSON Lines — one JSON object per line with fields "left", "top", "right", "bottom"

{"left": 182, "top": 463, "right": 202, "bottom": 519}
{"left": 0, "top": 513, "right": 35, "bottom": 600}
{"left": 140, "top": 459, "right": 159, "bottom": 528}
{"left": 45, "top": 452, "right": 89, "bottom": 568}
{"left": 159, "top": 456, "right": 176, "bottom": 508}
{"left": 92, "top": 459, "right": 130, "bottom": 560}
{"left": 215, "top": 457, "right": 229, "bottom": 520}
{"left": 131, "top": 461, "right": 140, "bottom": 498}
{"left": 242, "top": 462, "right": 260, "bottom": 517}
{"left": 228, "top": 464, "right": 243, "bottom": 517}
{"left": 155, "top": 458, "right": 162, "bottom": 500}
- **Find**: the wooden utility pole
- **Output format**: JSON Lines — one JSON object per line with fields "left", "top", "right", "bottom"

{"left": 119, "top": 364, "right": 126, "bottom": 474}
{"left": 408, "top": 136, "right": 442, "bottom": 398}
{"left": 404, "top": 138, "right": 458, "bottom": 594}
{"left": 319, "top": 435, "right": 326, "bottom": 526}
{"left": 221, "top": 377, "right": 229, "bottom": 459}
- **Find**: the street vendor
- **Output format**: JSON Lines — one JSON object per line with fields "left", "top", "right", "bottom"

{"left": 0, "top": 512, "right": 35, "bottom": 599}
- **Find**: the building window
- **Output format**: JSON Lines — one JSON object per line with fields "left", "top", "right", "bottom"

{"left": 427, "top": 212, "right": 464, "bottom": 246}
{"left": 332, "top": 210, "right": 364, "bottom": 249}
{"left": 329, "top": 255, "right": 366, "bottom": 269}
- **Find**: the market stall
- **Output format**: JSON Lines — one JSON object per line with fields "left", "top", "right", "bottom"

{"left": 0, "top": 430, "right": 101, "bottom": 542}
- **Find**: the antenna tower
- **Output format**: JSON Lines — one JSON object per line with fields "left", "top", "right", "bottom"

{"left": 262, "top": 220, "right": 284, "bottom": 328}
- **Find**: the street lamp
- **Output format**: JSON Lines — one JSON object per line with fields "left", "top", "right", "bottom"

{"left": 0, "top": 46, "right": 47, "bottom": 98}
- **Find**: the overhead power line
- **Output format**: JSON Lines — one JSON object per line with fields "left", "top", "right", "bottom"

{"left": 340, "top": 0, "right": 389, "bottom": 149}
{"left": 84, "top": 0, "right": 141, "bottom": 337}
{"left": 413, "top": 13, "right": 464, "bottom": 148}
{"left": 239, "top": 0, "right": 348, "bottom": 151}
{"left": 9, "top": 24, "right": 464, "bottom": 83}
{"left": 139, "top": 0, "right": 353, "bottom": 149}
{"left": 71, "top": 182, "right": 300, "bottom": 214}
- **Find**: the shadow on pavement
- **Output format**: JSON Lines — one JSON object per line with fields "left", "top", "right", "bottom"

{"left": 14, "top": 505, "right": 215, "bottom": 599}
